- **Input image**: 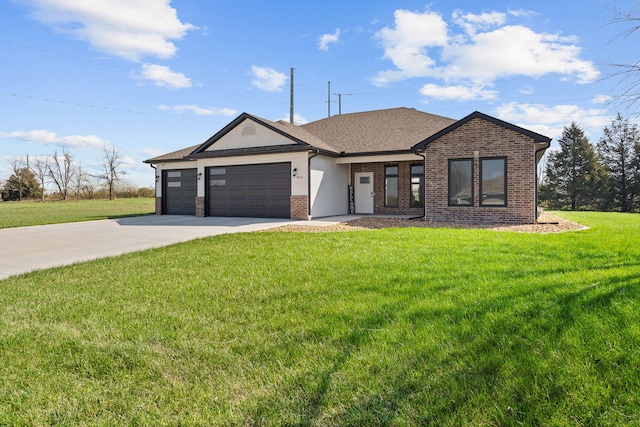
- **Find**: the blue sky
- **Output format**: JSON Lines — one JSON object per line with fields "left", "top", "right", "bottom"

{"left": 1, "top": 0, "right": 637, "bottom": 188}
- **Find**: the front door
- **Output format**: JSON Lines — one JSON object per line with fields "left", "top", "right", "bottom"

{"left": 354, "top": 172, "right": 374, "bottom": 214}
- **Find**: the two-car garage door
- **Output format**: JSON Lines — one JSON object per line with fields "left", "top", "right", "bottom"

{"left": 207, "top": 163, "right": 291, "bottom": 218}
{"left": 163, "top": 164, "right": 291, "bottom": 218}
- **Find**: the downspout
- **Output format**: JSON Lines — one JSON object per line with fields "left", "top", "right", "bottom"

{"left": 308, "top": 149, "right": 320, "bottom": 218}
{"left": 410, "top": 150, "right": 427, "bottom": 220}
{"left": 534, "top": 141, "right": 551, "bottom": 222}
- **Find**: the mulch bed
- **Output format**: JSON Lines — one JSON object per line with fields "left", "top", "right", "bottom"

{"left": 264, "top": 212, "right": 587, "bottom": 234}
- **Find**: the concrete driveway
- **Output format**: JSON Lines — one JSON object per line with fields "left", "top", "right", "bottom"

{"left": 0, "top": 215, "right": 300, "bottom": 279}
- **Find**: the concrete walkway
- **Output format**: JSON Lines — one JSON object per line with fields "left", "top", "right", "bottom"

{"left": 0, "top": 215, "right": 358, "bottom": 279}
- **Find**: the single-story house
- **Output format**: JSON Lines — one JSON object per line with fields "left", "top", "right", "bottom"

{"left": 144, "top": 107, "right": 551, "bottom": 224}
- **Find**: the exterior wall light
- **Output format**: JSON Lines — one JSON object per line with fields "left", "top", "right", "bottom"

{"left": 292, "top": 168, "right": 297, "bottom": 177}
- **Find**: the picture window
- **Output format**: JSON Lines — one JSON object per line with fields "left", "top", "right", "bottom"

{"left": 448, "top": 159, "right": 473, "bottom": 206}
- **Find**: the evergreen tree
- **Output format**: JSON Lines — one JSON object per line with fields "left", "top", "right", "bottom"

{"left": 1, "top": 167, "right": 42, "bottom": 201}
{"left": 597, "top": 114, "right": 640, "bottom": 212}
{"left": 543, "top": 123, "right": 608, "bottom": 210}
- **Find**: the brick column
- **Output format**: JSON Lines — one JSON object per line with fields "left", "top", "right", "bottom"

{"left": 195, "top": 197, "right": 205, "bottom": 218}
{"left": 290, "top": 195, "right": 308, "bottom": 220}
{"left": 155, "top": 197, "right": 162, "bottom": 215}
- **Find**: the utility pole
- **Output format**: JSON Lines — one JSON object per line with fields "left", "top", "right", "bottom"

{"left": 333, "top": 92, "right": 352, "bottom": 115}
{"left": 327, "top": 81, "right": 331, "bottom": 118}
{"left": 290, "top": 67, "right": 294, "bottom": 124}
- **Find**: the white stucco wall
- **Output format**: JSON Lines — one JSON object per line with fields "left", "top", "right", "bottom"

{"left": 310, "top": 155, "right": 349, "bottom": 218}
{"left": 205, "top": 118, "right": 296, "bottom": 151}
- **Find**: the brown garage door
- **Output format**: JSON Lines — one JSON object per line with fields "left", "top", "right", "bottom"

{"left": 207, "top": 163, "right": 291, "bottom": 218}
{"left": 163, "top": 168, "right": 197, "bottom": 215}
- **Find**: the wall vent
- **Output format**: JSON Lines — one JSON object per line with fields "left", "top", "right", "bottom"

{"left": 241, "top": 124, "right": 256, "bottom": 136}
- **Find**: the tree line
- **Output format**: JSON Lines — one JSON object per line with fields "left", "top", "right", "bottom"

{"left": 1, "top": 145, "right": 152, "bottom": 202}
{"left": 540, "top": 114, "right": 640, "bottom": 212}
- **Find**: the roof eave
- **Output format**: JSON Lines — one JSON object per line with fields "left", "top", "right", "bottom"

{"left": 189, "top": 145, "right": 309, "bottom": 159}
{"left": 143, "top": 157, "right": 194, "bottom": 164}
{"left": 338, "top": 149, "right": 415, "bottom": 157}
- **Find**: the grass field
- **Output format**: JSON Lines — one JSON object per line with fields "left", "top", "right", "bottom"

{"left": 0, "top": 198, "right": 154, "bottom": 228}
{"left": 1, "top": 211, "right": 639, "bottom": 425}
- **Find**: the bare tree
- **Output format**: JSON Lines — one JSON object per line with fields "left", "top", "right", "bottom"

{"left": 96, "top": 145, "right": 127, "bottom": 200}
{"left": 31, "top": 156, "right": 50, "bottom": 202}
{"left": 80, "top": 175, "right": 97, "bottom": 199}
{"left": 73, "top": 163, "right": 84, "bottom": 200}
{"left": 9, "top": 157, "right": 26, "bottom": 201}
{"left": 72, "top": 163, "right": 97, "bottom": 200}
{"left": 609, "top": 5, "right": 640, "bottom": 110}
{"left": 48, "top": 148, "right": 75, "bottom": 200}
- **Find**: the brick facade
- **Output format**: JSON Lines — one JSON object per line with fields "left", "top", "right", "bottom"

{"left": 290, "top": 195, "right": 309, "bottom": 220}
{"left": 424, "top": 117, "right": 536, "bottom": 224}
{"left": 351, "top": 162, "right": 424, "bottom": 216}
{"left": 349, "top": 118, "right": 539, "bottom": 223}
{"left": 195, "top": 196, "right": 205, "bottom": 218}
{"left": 155, "top": 197, "right": 162, "bottom": 215}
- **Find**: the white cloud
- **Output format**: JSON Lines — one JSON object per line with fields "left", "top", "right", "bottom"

{"left": 452, "top": 10, "right": 506, "bottom": 35}
{"left": 519, "top": 85, "right": 535, "bottom": 95}
{"left": 139, "top": 147, "right": 166, "bottom": 158}
{"left": 279, "top": 113, "right": 309, "bottom": 125}
{"left": 495, "top": 102, "right": 612, "bottom": 140}
{"left": 26, "top": 0, "right": 195, "bottom": 61}
{"left": 121, "top": 155, "right": 136, "bottom": 167}
{"left": 318, "top": 29, "right": 341, "bottom": 51}
{"left": 444, "top": 26, "right": 598, "bottom": 84}
{"left": 507, "top": 9, "right": 539, "bottom": 18}
{"left": 158, "top": 104, "right": 237, "bottom": 116}
{"left": 592, "top": 94, "right": 613, "bottom": 104}
{"left": 372, "top": 8, "right": 599, "bottom": 99}
{"left": 419, "top": 83, "right": 498, "bottom": 101}
{"left": 374, "top": 9, "right": 448, "bottom": 84}
{"left": 132, "top": 64, "right": 191, "bottom": 89}
{"left": 0, "top": 130, "right": 107, "bottom": 148}
{"left": 250, "top": 66, "right": 287, "bottom": 92}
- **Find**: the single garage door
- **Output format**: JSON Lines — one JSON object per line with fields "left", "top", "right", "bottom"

{"left": 207, "top": 163, "right": 291, "bottom": 218}
{"left": 163, "top": 168, "right": 197, "bottom": 215}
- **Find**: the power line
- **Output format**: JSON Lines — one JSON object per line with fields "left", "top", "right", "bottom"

{"left": 5, "top": 92, "right": 231, "bottom": 125}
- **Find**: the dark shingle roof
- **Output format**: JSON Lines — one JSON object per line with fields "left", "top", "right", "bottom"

{"left": 143, "top": 107, "right": 457, "bottom": 162}
{"left": 301, "top": 107, "right": 456, "bottom": 154}
{"left": 267, "top": 119, "right": 340, "bottom": 154}
{"left": 143, "top": 144, "right": 200, "bottom": 163}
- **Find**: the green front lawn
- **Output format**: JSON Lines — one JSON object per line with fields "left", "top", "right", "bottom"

{"left": 1, "top": 212, "right": 639, "bottom": 425}
{"left": 0, "top": 198, "right": 154, "bottom": 228}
